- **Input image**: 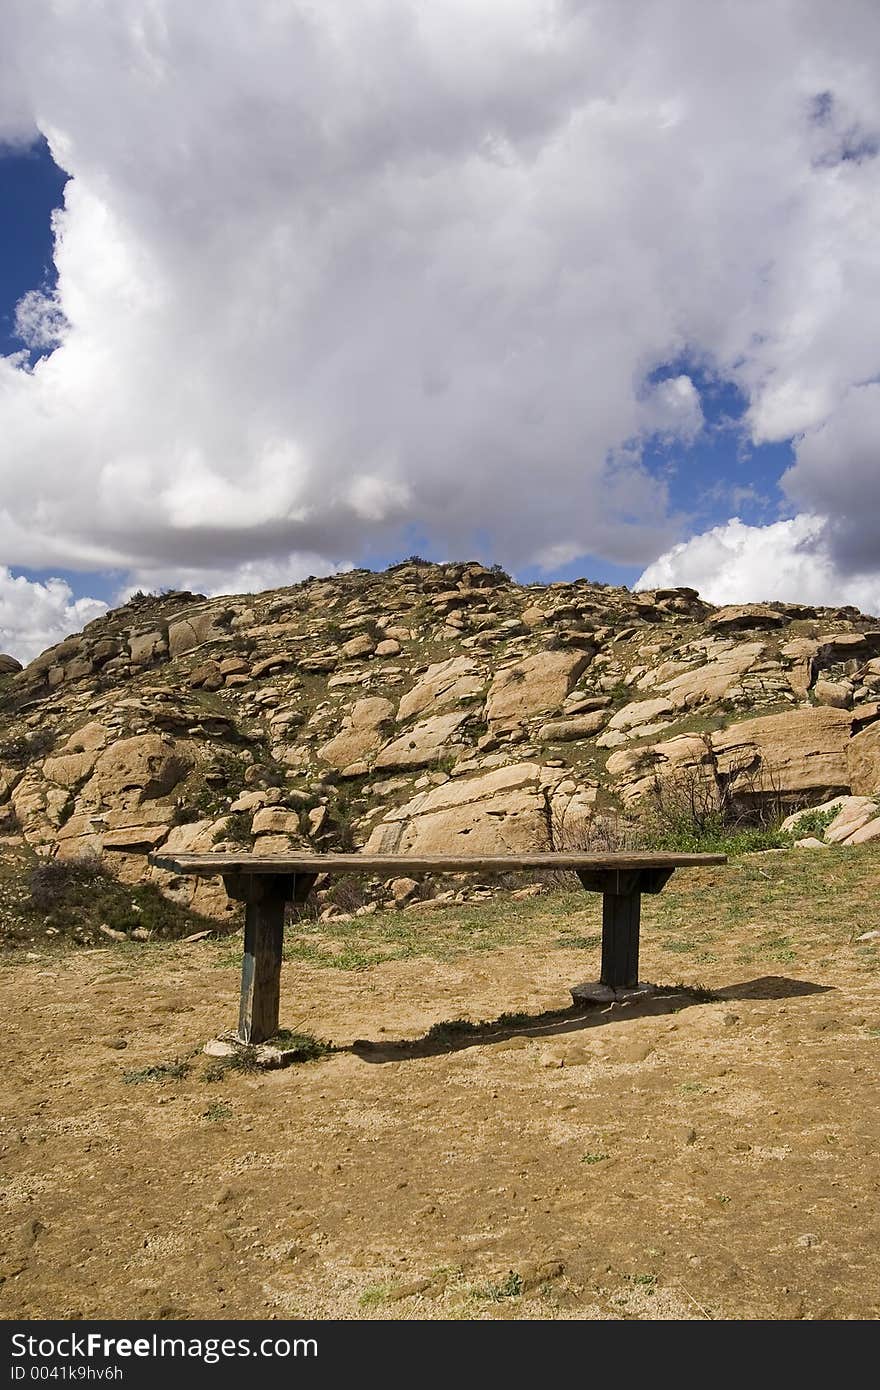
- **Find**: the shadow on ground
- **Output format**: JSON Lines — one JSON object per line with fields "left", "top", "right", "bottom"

{"left": 348, "top": 976, "right": 830, "bottom": 1063}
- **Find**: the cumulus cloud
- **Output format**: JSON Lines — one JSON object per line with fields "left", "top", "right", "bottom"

{"left": 0, "top": 0, "right": 879, "bottom": 622}
{"left": 0, "top": 569, "right": 107, "bottom": 664}
{"left": 119, "top": 553, "right": 353, "bottom": 605}
{"left": 636, "top": 515, "right": 880, "bottom": 615}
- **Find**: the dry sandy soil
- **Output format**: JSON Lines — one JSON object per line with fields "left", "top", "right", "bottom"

{"left": 1, "top": 851, "right": 878, "bottom": 1321}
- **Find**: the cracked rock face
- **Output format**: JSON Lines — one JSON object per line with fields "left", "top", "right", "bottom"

{"left": 2, "top": 557, "right": 880, "bottom": 919}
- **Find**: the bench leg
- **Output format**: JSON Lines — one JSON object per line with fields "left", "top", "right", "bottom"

{"left": 239, "top": 890, "right": 286, "bottom": 1044}
{"left": 600, "top": 890, "right": 641, "bottom": 989}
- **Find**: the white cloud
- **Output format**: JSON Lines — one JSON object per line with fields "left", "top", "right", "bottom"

{"left": 636, "top": 514, "right": 880, "bottom": 615}
{"left": 119, "top": 553, "right": 353, "bottom": 603}
{"left": 0, "top": 1, "right": 877, "bottom": 599}
{"left": 0, "top": 569, "right": 107, "bottom": 664}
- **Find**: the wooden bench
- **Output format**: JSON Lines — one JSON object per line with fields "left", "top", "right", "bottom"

{"left": 149, "top": 851, "right": 726, "bottom": 1044}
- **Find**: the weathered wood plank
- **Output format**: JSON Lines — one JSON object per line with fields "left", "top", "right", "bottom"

{"left": 151, "top": 850, "right": 726, "bottom": 877}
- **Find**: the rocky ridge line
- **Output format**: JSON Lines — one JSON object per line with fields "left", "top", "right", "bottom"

{"left": 1, "top": 559, "right": 879, "bottom": 922}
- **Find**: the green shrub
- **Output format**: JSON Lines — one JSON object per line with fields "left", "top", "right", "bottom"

{"left": 782, "top": 805, "right": 840, "bottom": 840}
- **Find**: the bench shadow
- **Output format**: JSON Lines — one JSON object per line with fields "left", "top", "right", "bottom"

{"left": 347, "top": 976, "right": 830, "bottom": 1063}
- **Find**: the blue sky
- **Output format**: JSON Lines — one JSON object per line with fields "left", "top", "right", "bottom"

{"left": 0, "top": 137, "right": 66, "bottom": 359}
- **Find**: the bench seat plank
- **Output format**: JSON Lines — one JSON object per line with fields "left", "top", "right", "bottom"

{"left": 151, "top": 850, "right": 726, "bottom": 876}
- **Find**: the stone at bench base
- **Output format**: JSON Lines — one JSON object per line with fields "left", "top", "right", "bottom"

{"left": 570, "top": 981, "right": 655, "bottom": 1006}
{"left": 204, "top": 1031, "right": 308, "bottom": 1070}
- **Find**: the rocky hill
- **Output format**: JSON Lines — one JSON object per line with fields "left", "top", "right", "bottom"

{"left": 2, "top": 559, "right": 880, "bottom": 925}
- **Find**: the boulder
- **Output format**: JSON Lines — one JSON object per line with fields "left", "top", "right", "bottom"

{"left": 373, "top": 711, "right": 470, "bottom": 772}
{"left": 813, "top": 679, "right": 852, "bottom": 709}
{"left": 538, "top": 712, "right": 607, "bottom": 742}
{"left": 189, "top": 660, "right": 223, "bottom": 690}
{"left": 486, "top": 650, "right": 592, "bottom": 724}
{"left": 341, "top": 634, "right": 375, "bottom": 659}
{"left": 60, "top": 722, "right": 109, "bottom": 754}
{"left": 129, "top": 630, "right": 166, "bottom": 666}
{"left": 0, "top": 654, "right": 22, "bottom": 674}
{"left": 390, "top": 876, "right": 419, "bottom": 905}
{"left": 251, "top": 808, "right": 302, "bottom": 836}
{"left": 604, "top": 697, "right": 674, "bottom": 733}
{"left": 847, "top": 720, "right": 880, "bottom": 795}
{"left": 707, "top": 605, "right": 785, "bottom": 631}
{"left": 712, "top": 707, "right": 853, "bottom": 802}
{"left": 398, "top": 656, "right": 483, "bottom": 721}
{"left": 317, "top": 696, "right": 395, "bottom": 769}
{"left": 25, "top": 636, "right": 83, "bottom": 678}
{"left": 366, "top": 762, "right": 554, "bottom": 854}
{"left": 606, "top": 734, "right": 716, "bottom": 807}
{"left": 654, "top": 642, "right": 765, "bottom": 709}
{"left": 167, "top": 609, "right": 227, "bottom": 657}
{"left": 845, "top": 816, "right": 880, "bottom": 846}
{"left": 85, "top": 735, "right": 195, "bottom": 809}
{"left": 823, "top": 797, "right": 879, "bottom": 844}
{"left": 42, "top": 751, "right": 99, "bottom": 789}
{"left": 782, "top": 638, "right": 819, "bottom": 698}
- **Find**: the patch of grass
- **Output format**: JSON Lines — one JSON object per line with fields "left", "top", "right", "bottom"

{"left": 555, "top": 933, "right": 602, "bottom": 950}
{"left": 581, "top": 1152, "right": 610, "bottom": 1165}
{"left": 644, "top": 819, "right": 789, "bottom": 855}
{"left": 123, "top": 1058, "right": 191, "bottom": 1084}
{"left": 270, "top": 1029, "right": 332, "bottom": 1061}
{"left": 664, "top": 982, "right": 721, "bottom": 1003}
{"left": 470, "top": 1271, "right": 523, "bottom": 1302}
{"left": 19, "top": 852, "right": 218, "bottom": 947}
{"left": 283, "top": 940, "right": 386, "bottom": 971}
{"left": 424, "top": 1017, "right": 483, "bottom": 1044}
{"left": 358, "top": 1284, "right": 391, "bottom": 1308}
{"left": 203, "top": 1101, "right": 233, "bottom": 1122}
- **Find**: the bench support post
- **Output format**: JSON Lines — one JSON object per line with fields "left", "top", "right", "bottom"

{"left": 573, "top": 867, "right": 676, "bottom": 997}
{"left": 221, "top": 872, "right": 317, "bottom": 1045}
{"left": 600, "top": 890, "right": 640, "bottom": 989}
{"left": 240, "top": 890, "right": 286, "bottom": 1043}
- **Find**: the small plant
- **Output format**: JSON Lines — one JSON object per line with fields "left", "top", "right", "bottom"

{"left": 325, "top": 876, "right": 367, "bottom": 913}
{"left": 269, "top": 1030, "right": 332, "bottom": 1061}
{"left": 123, "top": 1058, "right": 191, "bottom": 1084}
{"left": 556, "top": 934, "right": 602, "bottom": 950}
{"left": 213, "top": 811, "right": 254, "bottom": 846}
{"left": 358, "top": 1284, "right": 391, "bottom": 1308}
{"left": 636, "top": 764, "right": 789, "bottom": 854}
{"left": 0, "top": 728, "right": 57, "bottom": 767}
{"left": 472, "top": 1271, "right": 523, "bottom": 1302}
{"left": 581, "top": 1152, "right": 610, "bottom": 1165}
{"left": 783, "top": 805, "right": 839, "bottom": 840}
{"left": 28, "top": 854, "right": 106, "bottom": 911}
{"left": 203, "top": 1101, "right": 233, "bottom": 1122}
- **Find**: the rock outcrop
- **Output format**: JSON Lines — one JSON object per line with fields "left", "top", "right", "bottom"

{"left": 1, "top": 559, "right": 879, "bottom": 922}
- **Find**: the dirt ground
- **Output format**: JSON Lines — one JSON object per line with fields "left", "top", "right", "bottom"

{"left": 1, "top": 853, "right": 879, "bottom": 1321}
